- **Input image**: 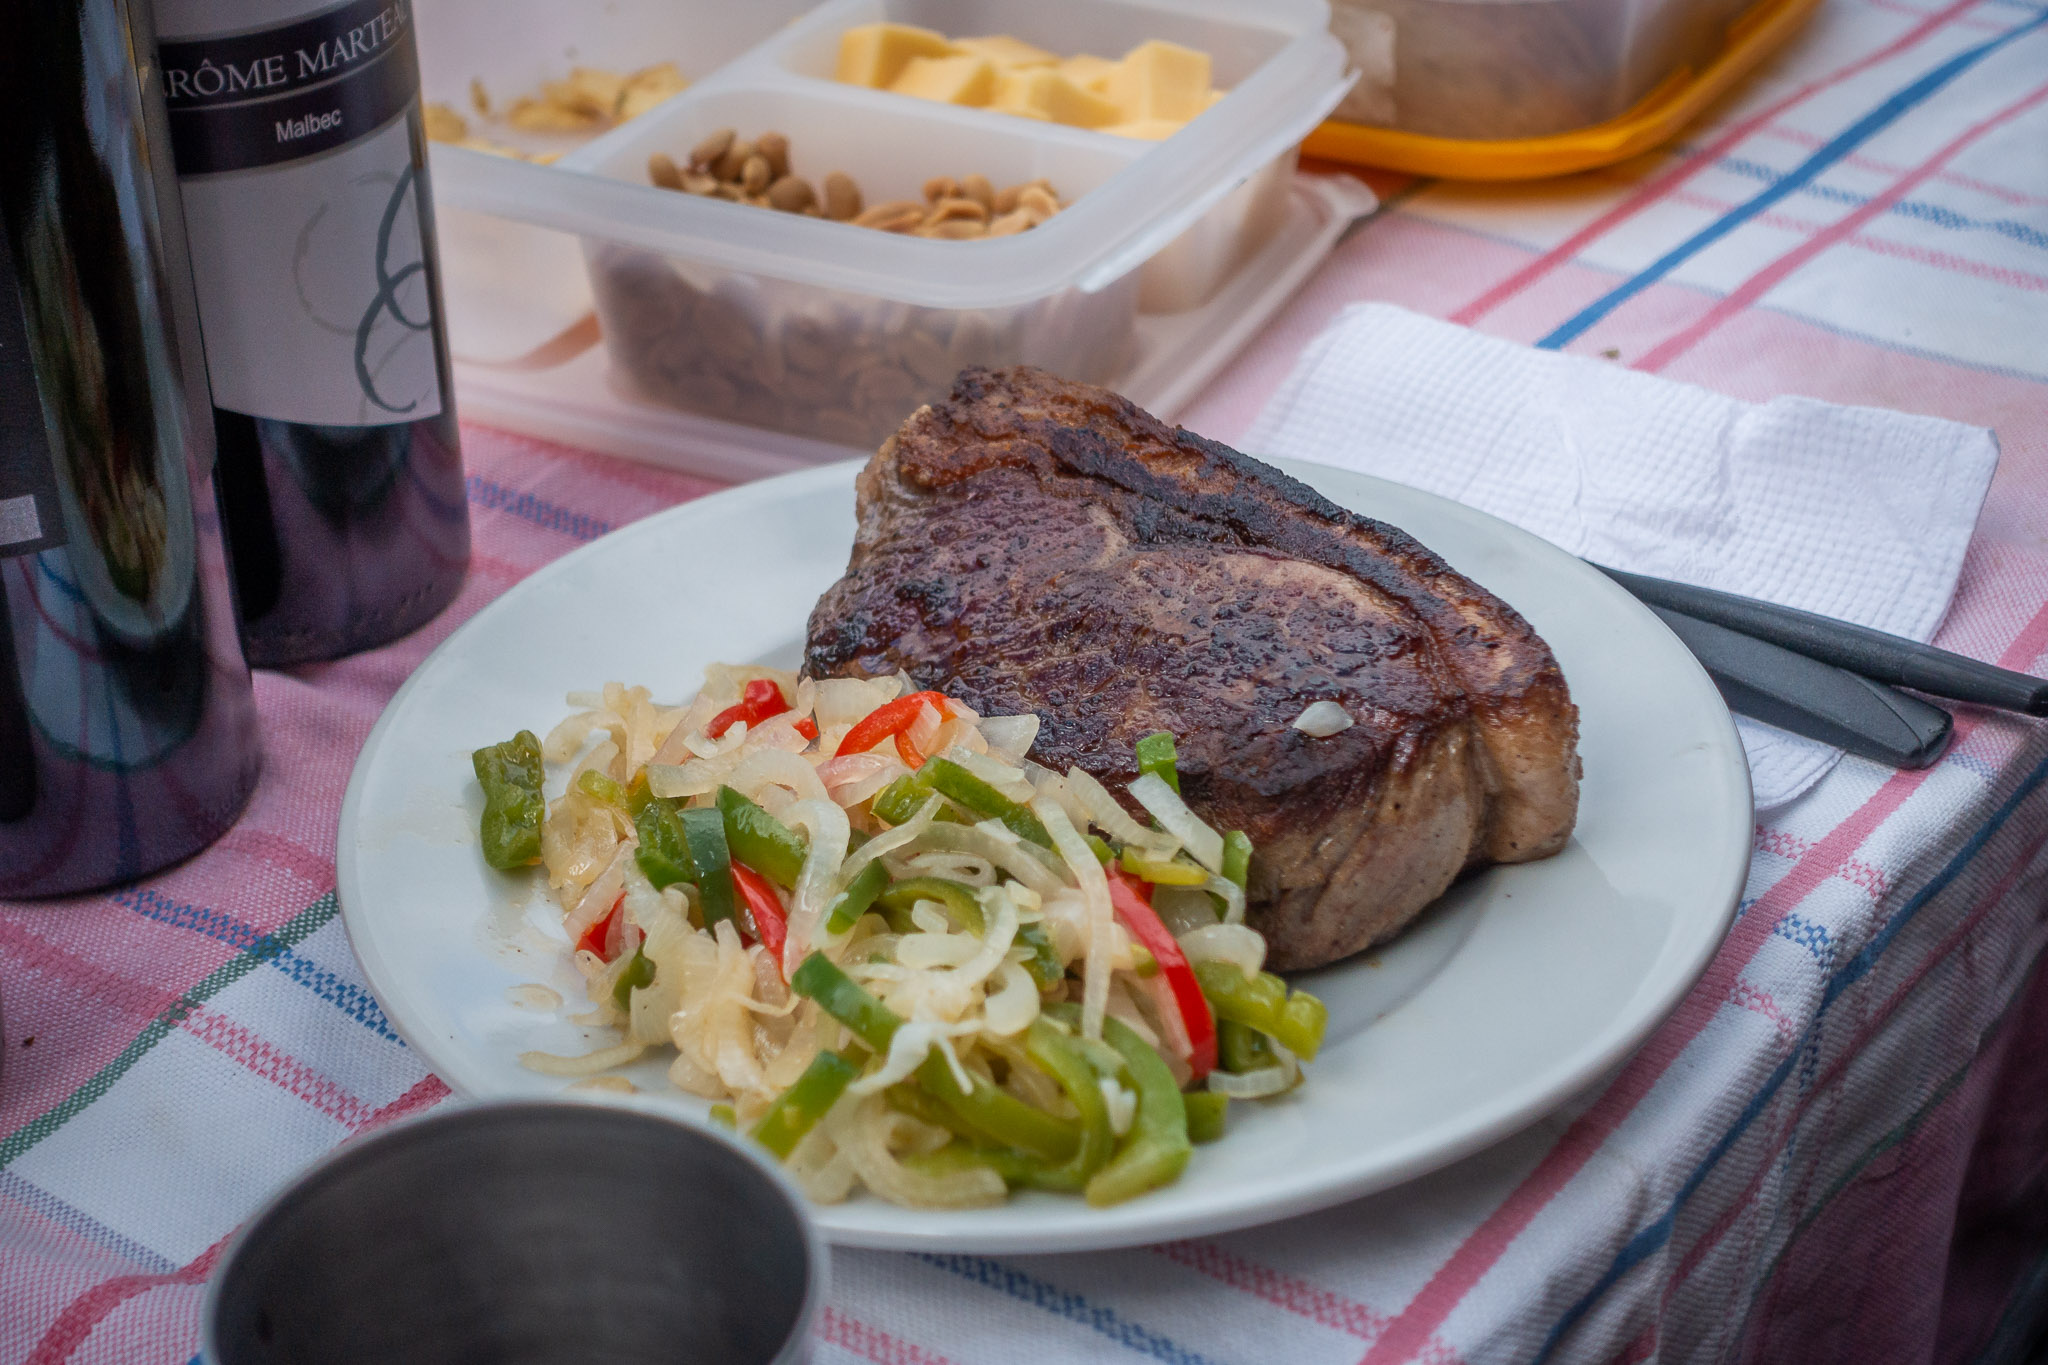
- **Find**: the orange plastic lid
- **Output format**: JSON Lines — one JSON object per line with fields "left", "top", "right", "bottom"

{"left": 1302, "top": 0, "right": 1823, "bottom": 180}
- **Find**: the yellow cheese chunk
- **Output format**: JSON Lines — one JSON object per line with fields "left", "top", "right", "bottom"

{"left": 1058, "top": 54, "right": 1118, "bottom": 93}
{"left": 990, "top": 68, "right": 1122, "bottom": 127}
{"left": 1101, "top": 117, "right": 1184, "bottom": 141}
{"left": 952, "top": 35, "right": 1058, "bottom": 69}
{"left": 1104, "top": 39, "right": 1213, "bottom": 122}
{"left": 836, "top": 23, "right": 957, "bottom": 88}
{"left": 890, "top": 54, "right": 998, "bottom": 106}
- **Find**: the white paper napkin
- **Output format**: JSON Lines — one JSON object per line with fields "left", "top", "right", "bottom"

{"left": 1243, "top": 304, "right": 2000, "bottom": 811}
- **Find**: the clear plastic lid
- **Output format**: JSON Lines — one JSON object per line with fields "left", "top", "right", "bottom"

{"left": 425, "top": 0, "right": 1351, "bottom": 309}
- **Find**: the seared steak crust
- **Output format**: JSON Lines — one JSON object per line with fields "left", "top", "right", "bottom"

{"left": 805, "top": 367, "right": 1579, "bottom": 969}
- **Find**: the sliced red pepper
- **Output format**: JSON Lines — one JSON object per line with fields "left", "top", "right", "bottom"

{"left": 894, "top": 730, "right": 927, "bottom": 769}
{"left": 731, "top": 861, "right": 789, "bottom": 970}
{"left": 576, "top": 896, "right": 623, "bottom": 960}
{"left": 836, "top": 690, "right": 950, "bottom": 759}
{"left": 1106, "top": 868, "right": 1217, "bottom": 1080}
{"left": 706, "top": 678, "right": 790, "bottom": 740}
{"left": 795, "top": 716, "right": 819, "bottom": 742}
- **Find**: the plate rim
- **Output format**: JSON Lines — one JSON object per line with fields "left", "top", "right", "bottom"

{"left": 337, "top": 455, "right": 1752, "bottom": 1253}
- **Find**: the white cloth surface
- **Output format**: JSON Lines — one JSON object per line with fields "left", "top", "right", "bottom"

{"left": 1242, "top": 303, "right": 2001, "bottom": 810}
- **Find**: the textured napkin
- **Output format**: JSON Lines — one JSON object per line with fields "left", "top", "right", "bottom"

{"left": 1243, "top": 304, "right": 2000, "bottom": 810}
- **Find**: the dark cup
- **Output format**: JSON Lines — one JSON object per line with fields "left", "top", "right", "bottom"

{"left": 204, "top": 1100, "right": 824, "bottom": 1364}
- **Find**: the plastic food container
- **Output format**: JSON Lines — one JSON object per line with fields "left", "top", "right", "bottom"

{"left": 417, "top": 0, "right": 1349, "bottom": 448}
{"left": 1307, "top": 0, "right": 1819, "bottom": 179}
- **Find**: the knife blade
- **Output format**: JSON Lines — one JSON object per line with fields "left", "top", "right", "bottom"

{"left": 1645, "top": 604, "right": 1952, "bottom": 769}
{"left": 1599, "top": 565, "right": 2048, "bottom": 716}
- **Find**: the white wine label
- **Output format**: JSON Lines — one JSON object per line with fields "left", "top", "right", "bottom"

{"left": 157, "top": 0, "right": 444, "bottom": 426}
{"left": 0, "top": 222, "right": 68, "bottom": 560}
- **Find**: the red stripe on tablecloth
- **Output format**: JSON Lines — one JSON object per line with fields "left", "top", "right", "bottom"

{"left": 818, "top": 1306, "right": 961, "bottom": 1365}
{"left": 355, "top": 1074, "right": 451, "bottom": 1133}
{"left": 23, "top": 1233, "right": 227, "bottom": 1365}
{"left": 1356, "top": 600, "right": 2048, "bottom": 1365}
{"left": 1652, "top": 794, "right": 2048, "bottom": 1326}
{"left": 1636, "top": 77, "right": 2048, "bottom": 372}
{"left": 1153, "top": 1239, "right": 1464, "bottom": 1362}
{"left": 183, "top": 1009, "right": 375, "bottom": 1129}
{"left": 1447, "top": 0, "right": 1988, "bottom": 327}
{"left": 1757, "top": 120, "right": 2048, "bottom": 206}
{"left": 1648, "top": 184, "right": 2048, "bottom": 295}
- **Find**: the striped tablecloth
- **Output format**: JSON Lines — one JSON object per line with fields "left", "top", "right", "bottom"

{"left": 6, "top": 0, "right": 2048, "bottom": 1359}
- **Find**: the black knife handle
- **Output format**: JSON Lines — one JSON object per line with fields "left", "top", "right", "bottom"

{"left": 1600, "top": 566, "right": 2048, "bottom": 717}
{"left": 1648, "top": 605, "right": 1953, "bottom": 769}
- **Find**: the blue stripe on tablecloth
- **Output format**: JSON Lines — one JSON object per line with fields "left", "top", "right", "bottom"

{"left": 0, "top": 1169, "right": 175, "bottom": 1275}
{"left": 1710, "top": 157, "right": 2048, "bottom": 253}
{"left": 1531, "top": 749, "right": 2048, "bottom": 1362}
{"left": 1535, "top": 8, "right": 2048, "bottom": 350}
{"left": 1772, "top": 913, "right": 1837, "bottom": 967}
{"left": 916, "top": 1253, "right": 1226, "bottom": 1365}
{"left": 464, "top": 476, "right": 615, "bottom": 543}
{"left": 113, "top": 887, "right": 402, "bottom": 1043}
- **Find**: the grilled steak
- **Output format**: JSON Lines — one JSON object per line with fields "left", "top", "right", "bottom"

{"left": 804, "top": 367, "right": 1580, "bottom": 969}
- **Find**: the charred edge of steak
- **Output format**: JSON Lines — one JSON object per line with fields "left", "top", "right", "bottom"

{"left": 860, "top": 366, "right": 1564, "bottom": 708}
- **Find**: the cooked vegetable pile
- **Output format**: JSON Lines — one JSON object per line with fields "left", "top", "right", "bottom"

{"left": 473, "top": 666, "right": 1326, "bottom": 1208}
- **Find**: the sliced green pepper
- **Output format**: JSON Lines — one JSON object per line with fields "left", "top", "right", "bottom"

{"left": 1183, "top": 1091, "right": 1228, "bottom": 1144}
{"left": 1085, "top": 1016, "right": 1191, "bottom": 1206}
{"left": 750, "top": 1049, "right": 860, "bottom": 1158}
{"left": 576, "top": 768, "right": 628, "bottom": 808}
{"left": 904, "top": 1140, "right": 1039, "bottom": 1187}
{"left": 681, "top": 806, "right": 736, "bottom": 927}
{"left": 1118, "top": 848, "right": 1210, "bottom": 886}
{"left": 789, "top": 953, "right": 1078, "bottom": 1161}
{"left": 1015, "top": 1018, "right": 1115, "bottom": 1193}
{"left": 919, "top": 757, "right": 1052, "bottom": 849}
{"left": 1221, "top": 830, "right": 1253, "bottom": 889}
{"left": 1135, "top": 731, "right": 1181, "bottom": 796}
{"left": 1085, "top": 833, "right": 1115, "bottom": 865}
{"left": 716, "top": 785, "right": 809, "bottom": 889}
{"left": 1194, "top": 961, "right": 1329, "bottom": 1062}
{"left": 824, "top": 859, "right": 891, "bottom": 935}
{"left": 709, "top": 1103, "right": 736, "bottom": 1129}
{"left": 633, "top": 797, "right": 697, "bottom": 891}
{"left": 871, "top": 773, "right": 947, "bottom": 827}
{"left": 876, "top": 876, "right": 984, "bottom": 934}
{"left": 1015, "top": 923, "right": 1065, "bottom": 990}
{"left": 472, "top": 731, "right": 546, "bottom": 870}
{"left": 1217, "top": 1018, "right": 1274, "bottom": 1073}
{"left": 611, "top": 947, "right": 655, "bottom": 1010}
{"left": 625, "top": 770, "right": 654, "bottom": 817}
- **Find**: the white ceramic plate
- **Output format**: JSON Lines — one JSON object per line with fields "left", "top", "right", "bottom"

{"left": 337, "top": 458, "right": 1751, "bottom": 1254}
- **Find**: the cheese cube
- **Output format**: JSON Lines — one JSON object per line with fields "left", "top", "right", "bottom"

{"left": 1058, "top": 54, "right": 1118, "bottom": 93}
{"left": 1101, "top": 117, "right": 1183, "bottom": 141}
{"left": 836, "top": 23, "right": 957, "bottom": 88}
{"left": 990, "top": 68, "right": 1122, "bottom": 127}
{"left": 1105, "top": 40, "right": 1213, "bottom": 122}
{"left": 890, "top": 54, "right": 998, "bottom": 106}
{"left": 952, "top": 35, "right": 1059, "bottom": 69}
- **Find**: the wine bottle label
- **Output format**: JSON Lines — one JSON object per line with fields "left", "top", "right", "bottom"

{"left": 0, "top": 221, "right": 68, "bottom": 561}
{"left": 156, "top": 0, "right": 444, "bottom": 427}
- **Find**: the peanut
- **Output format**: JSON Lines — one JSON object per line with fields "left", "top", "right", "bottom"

{"left": 766, "top": 174, "right": 816, "bottom": 213}
{"left": 823, "top": 171, "right": 863, "bottom": 221}
{"left": 714, "top": 138, "right": 754, "bottom": 181}
{"left": 1017, "top": 184, "right": 1060, "bottom": 219}
{"left": 740, "top": 154, "right": 771, "bottom": 194}
{"left": 755, "top": 131, "right": 790, "bottom": 179}
{"left": 925, "top": 196, "right": 988, "bottom": 225}
{"left": 647, "top": 152, "right": 684, "bottom": 190}
{"left": 960, "top": 173, "right": 995, "bottom": 211}
{"left": 919, "top": 218, "right": 987, "bottom": 240}
{"left": 993, "top": 184, "right": 1021, "bottom": 215}
{"left": 690, "top": 127, "right": 735, "bottom": 169}
{"left": 854, "top": 199, "right": 926, "bottom": 233}
{"left": 985, "top": 208, "right": 1035, "bottom": 237}
{"left": 921, "top": 174, "right": 957, "bottom": 203}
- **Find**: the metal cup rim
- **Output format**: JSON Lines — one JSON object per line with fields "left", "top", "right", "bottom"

{"left": 199, "top": 1095, "right": 828, "bottom": 1365}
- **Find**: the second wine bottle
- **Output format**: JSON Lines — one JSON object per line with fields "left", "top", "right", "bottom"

{"left": 152, "top": 0, "right": 470, "bottom": 666}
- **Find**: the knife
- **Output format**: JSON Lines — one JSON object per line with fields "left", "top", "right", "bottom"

{"left": 1642, "top": 604, "right": 1954, "bottom": 768}
{"left": 1597, "top": 565, "right": 2048, "bottom": 716}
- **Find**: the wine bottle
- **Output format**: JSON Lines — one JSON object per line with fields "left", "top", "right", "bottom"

{"left": 152, "top": 0, "right": 471, "bottom": 666}
{"left": 0, "top": 0, "right": 262, "bottom": 897}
